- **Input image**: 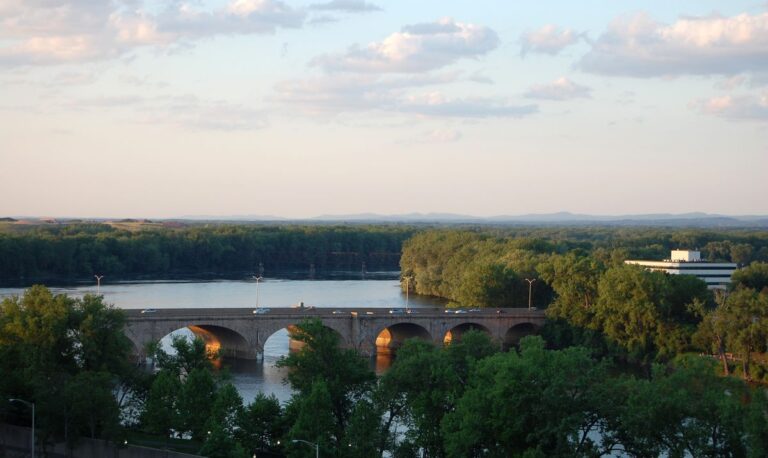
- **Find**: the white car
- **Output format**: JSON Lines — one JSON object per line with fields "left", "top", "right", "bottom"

{"left": 252, "top": 308, "right": 270, "bottom": 314}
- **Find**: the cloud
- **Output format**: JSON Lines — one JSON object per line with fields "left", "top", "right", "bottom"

{"left": 312, "top": 17, "right": 499, "bottom": 73}
{"left": 64, "top": 94, "right": 268, "bottom": 130}
{"left": 0, "top": 0, "right": 304, "bottom": 66}
{"left": 426, "top": 128, "right": 462, "bottom": 142}
{"left": 309, "top": 0, "right": 382, "bottom": 13}
{"left": 520, "top": 25, "right": 579, "bottom": 56}
{"left": 400, "top": 92, "right": 537, "bottom": 118}
{"left": 579, "top": 11, "right": 768, "bottom": 77}
{"left": 692, "top": 92, "right": 768, "bottom": 121}
{"left": 273, "top": 75, "right": 536, "bottom": 119}
{"left": 524, "top": 77, "right": 591, "bottom": 100}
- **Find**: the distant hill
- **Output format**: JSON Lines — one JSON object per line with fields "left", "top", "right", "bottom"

{"left": 5, "top": 213, "right": 768, "bottom": 228}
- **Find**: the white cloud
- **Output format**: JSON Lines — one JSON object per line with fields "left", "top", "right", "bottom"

{"left": 312, "top": 17, "right": 499, "bottom": 73}
{"left": 692, "top": 92, "right": 768, "bottom": 121}
{"left": 524, "top": 77, "right": 591, "bottom": 100}
{"left": 579, "top": 12, "right": 768, "bottom": 77}
{"left": 0, "top": 0, "right": 304, "bottom": 66}
{"left": 309, "top": 1, "right": 382, "bottom": 13}
{"left": 520, "top": 25, "right": 579, "bottom": 56}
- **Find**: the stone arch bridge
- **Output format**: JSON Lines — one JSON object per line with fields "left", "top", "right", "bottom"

{"left": 124, "top": 307, "right": 546, "bottom": 360}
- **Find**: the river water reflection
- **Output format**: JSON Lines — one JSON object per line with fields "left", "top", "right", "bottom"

{"left": 0, "top": 276, "right": 446, "bottom": 404}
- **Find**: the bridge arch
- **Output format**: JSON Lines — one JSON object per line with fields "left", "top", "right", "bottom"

{"left": 504, "top": 322, "right": 539, "bottom": 349}
{"left": 258, "top": 320, "right": 347, "bottom": 358}
{"left": 374, "top": 322, "right": 432, "bottom": 356}
{"left": 443, "top": 322, "right": 492, "bottom": 345}
{"left": 152, "top": 324, "right": 258, "bottom": 361}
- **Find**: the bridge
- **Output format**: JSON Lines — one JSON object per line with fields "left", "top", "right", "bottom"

{"left": 124, "top": 307, "right": 547, "bottom": 360}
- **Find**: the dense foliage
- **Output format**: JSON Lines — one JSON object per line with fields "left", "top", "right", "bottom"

{"left": 0, "top": 286, "right": 135, "bottom": 448}
{"left": 401, "top": 229, "right": 768, "bottom": 378}
{"left": 0, "top": 223, "right": 412, "bottom": 282}
{"left": 3, "top": 288, "right": 767, "bottom": 457}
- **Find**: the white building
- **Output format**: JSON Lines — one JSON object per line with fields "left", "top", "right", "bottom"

{"left": 625, "top": 250, "right": 737, "bottom": 290}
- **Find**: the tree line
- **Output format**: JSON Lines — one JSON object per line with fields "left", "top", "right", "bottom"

{"left": 0, "top": 224, "right": 412, "bottom": 283}
{"left": 401, "top": 229, "right": 768, "bottom": 381}
{"left": 2, "top": 288, "right": 766, "bottom": 457}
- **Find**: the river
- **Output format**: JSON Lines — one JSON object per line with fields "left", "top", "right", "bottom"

{"left": 0, "top": 276, "right": 446, "bottom": 404}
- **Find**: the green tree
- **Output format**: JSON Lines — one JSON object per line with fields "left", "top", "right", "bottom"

{"left": 177, "top": 368, "right": 216, "bottom": 441}
{"left": 236, "top": 393, "right": 284, "bottom": 456}
{"left": 731, "top": 262, "right": 768, "bottom": 292}
{"left": 379, "top": 339, "right": 457, "bottom": 457}
{"left": 285, "top": 380, "right": 336, "bottom": 458}
{"left": 142, "top": 370, "right": 182, "bottom": 437}
{"left": 442, "top": 337, "right": 617, "bottom": 457}
{"left": 277, "top": 319, "right": 374, "bottom": 442}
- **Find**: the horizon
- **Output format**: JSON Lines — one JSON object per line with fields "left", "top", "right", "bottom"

{"left": 1, "top": 0, "right": 767, "bottom": 218}
{"left": 5, "top": 210, "right": 768, "bottom": 221}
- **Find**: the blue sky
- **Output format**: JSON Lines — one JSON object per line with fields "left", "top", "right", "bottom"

{"left": 1, "top": 0, "right": 766, "bottom": 218}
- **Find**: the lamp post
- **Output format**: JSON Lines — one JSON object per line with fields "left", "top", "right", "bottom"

{"left": 94, "top": 274, "right": 104, "bottom": 295}
{"left": 9, "top": 398, "right": 34, "bottom": 458}
{"left": 252, "top": 276, "right": 263, "bottom": 308}
{"left": 403, "top": 276, "right": 412, "bottom": 312}
{"left": 524, "top": 278, "right": 536, "bottom": 310}
{"left": 291, "top": 439, "right": 319, "bottom": 458}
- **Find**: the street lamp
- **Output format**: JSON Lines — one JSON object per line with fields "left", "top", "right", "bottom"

{"left": 9, "top": 398, "right": 34, "bottom": 458}
{"left": 94, "top": 274, "right": 104, "bottom": 295}
{"left": 252, "top": 276, "right": 263, "bottom": 308}
{"left": 524, "top": 278, "right": 536, "bottom": 310}
{"left": 402, "top": 276, "right": 412, "bottom": 312}
{"left": 292, "top": 439, "right": 319, "bottom": 458}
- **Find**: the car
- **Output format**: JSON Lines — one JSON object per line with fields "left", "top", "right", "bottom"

{"left": 468, "top": 308, "right": 481, "bottom": 312}
{"left": 332, "top": 310, "right": 344, "bottom": 314}
{"left": 252, "top": 307, "right": 270, "bottom": 314}
{"left": 140, "top": 308, "right": 157, "bottom": 314}
{"left": 454, "top": 309, "right": 468, "bottom": 314}
{"left": 365, "top": 311, "right": 375, "bottom": 315}
{"left": 406, "top": 309, "right": 417, "bottom": 314}
{"left": 389, "top": 308, "right": 405, "bottom": 314}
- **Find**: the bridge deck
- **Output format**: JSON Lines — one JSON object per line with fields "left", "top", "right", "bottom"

{"left": 123, "top": 307, "right": 545, "bottom": 319}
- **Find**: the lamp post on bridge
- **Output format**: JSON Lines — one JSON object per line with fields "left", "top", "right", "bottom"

{"left": 9, "top": 398, "right": 34, "bottom": 458}
{"left": 252, "top": 275, "right": 263, "bottom": 308}
{"left": 94, "top": 274, "right": 104, "bottom": 295}
{"left": 524, "top": 278, "right": 536, "bottom": 310}
{"left": 402, "top": 276, "right": 413, "bottom": 312}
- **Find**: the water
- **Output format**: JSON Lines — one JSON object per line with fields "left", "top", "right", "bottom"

{"left": 0, "top": 277, "right": 445, "bottom": 404}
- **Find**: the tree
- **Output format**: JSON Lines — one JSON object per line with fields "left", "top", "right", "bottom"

{"left": 142, "top": 370, "right": 182, "bottom": 437}
{"left": 721, "top": 289, "right": 768, "bottom": 381}
{"left": 614, "top": 357, "right": 752, "bottom": 457}
{"left": 277, "top": 319, "right": 374, "bottom": 442}
{"left": 285, "top": 380, "right": 336, "bottom": 458}
{"left": 540, "top": 253, "right": 605, "bottom": 328}
{"left": 207, "top": 383, "right": 244, "bottom": 437}
{"left": 442, "top": 337, "right": 617, "bottom": 457}
{"left": 379, "top": 339, "right": 457, "bottom": 457}
{"left": 177, "top": 368, "right": 216, "bottom": 441}
{"left": 731, "top": 262, "right": 768, "bottom": 292}
{"left": 236, "top": 393, "right": 284, "bottom": 456}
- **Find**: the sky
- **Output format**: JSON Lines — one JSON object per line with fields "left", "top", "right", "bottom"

{"left": 1, "top": 0, "right": 767, "bottom": 219}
